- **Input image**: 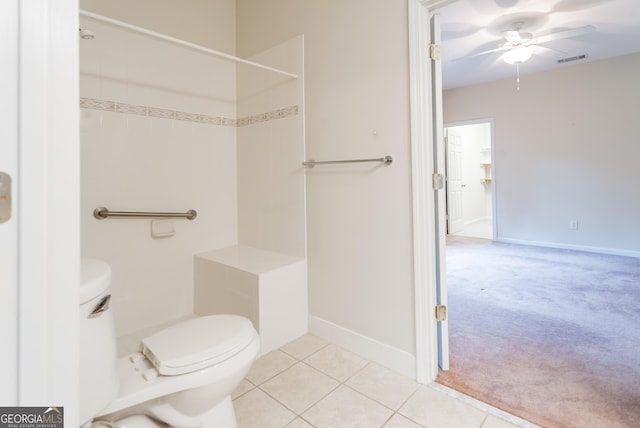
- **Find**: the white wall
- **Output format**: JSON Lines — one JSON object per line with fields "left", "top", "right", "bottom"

{"left": 237, "top": 0, "right": 416, "bottom": 372}
{"left": 79, "top": 9, "right": 239, "bottom": 337}
{"left": 444, "top": 53, "right": 640, "bottom": 256}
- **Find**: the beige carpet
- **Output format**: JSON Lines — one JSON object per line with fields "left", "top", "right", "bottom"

{"left": 437, "top": 236, "right": 640, "bottom": 428}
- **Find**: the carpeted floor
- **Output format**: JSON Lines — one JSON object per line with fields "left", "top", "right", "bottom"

{"left": 437, "top": 236, "right": 640, "bottom": 428}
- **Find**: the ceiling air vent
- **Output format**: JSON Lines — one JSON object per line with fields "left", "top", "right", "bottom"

{"left": 557, "top": 54, "right": 588, "bottom": 64}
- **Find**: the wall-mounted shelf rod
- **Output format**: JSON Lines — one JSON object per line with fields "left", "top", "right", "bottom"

{"left": 79, "top": 10, "right": 298, "bottom": 79}
{"left": 93, "top": 207, "right": 197, "bottom": 220}
{"left": 302, "top": 155, "right": 393, "bottom": 168}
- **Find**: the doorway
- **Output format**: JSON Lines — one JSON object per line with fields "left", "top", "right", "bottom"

{"left": 444, "top": 120, "right": 495, "bottom": 240}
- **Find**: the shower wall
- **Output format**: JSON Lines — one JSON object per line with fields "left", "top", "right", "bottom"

{"left": 80, "top": 11, "right": 306, "bottom": 339}
{"left": 80, "top": 17, "right": 238, "bottom": 337}
{"left": 237, "top": 36, "right": 306, "bottom": 258}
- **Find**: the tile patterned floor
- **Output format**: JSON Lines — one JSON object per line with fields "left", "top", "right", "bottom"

{"left": 232, "top": 334, "right": 539, "bottom": 428}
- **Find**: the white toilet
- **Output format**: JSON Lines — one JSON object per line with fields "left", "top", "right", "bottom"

{"left": 79, "top": 259, "right": 260, "bottom": 428}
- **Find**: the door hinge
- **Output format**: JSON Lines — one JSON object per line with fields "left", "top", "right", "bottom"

{"left": 0, "top": 172, "right": 11, "bottom": 224}
{"left": 435, "top": 304, "right": 447, "bottom": 321}
{"left": 429, "top": 44, "right": 441, "bottom": 60}
{"left": 432, "top": 173, "right": 444, "bottom": 190}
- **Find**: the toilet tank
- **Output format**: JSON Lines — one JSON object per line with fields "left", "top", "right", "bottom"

{"left": 79, "top": 259, "right": 119, "bottom": 425}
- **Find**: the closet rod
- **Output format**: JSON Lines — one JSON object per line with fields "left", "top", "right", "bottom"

{"left": 79, "top": 10, "right": 299, "bottom": 79}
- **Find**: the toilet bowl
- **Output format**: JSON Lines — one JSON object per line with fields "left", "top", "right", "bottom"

{"left": 80, "top": 259, "right": 260, "bottom": 428}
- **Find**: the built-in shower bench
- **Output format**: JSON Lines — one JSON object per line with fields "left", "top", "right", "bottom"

{"left": 194, "top": 245, "right": 308, "bottom": 355}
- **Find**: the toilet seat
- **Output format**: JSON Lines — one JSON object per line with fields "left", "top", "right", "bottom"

{"left": 95, "top": 319, "right": 260, "bottom": 420}
{"left": 140, "top": 315, "right": 255, "bottom": 376}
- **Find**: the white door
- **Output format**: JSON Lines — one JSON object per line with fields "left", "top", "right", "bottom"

{"left": 446, "top": 131, "right": 464, "bottom": 234}
{"left": 430, "top": 13, "right": 449, "bottom": 370}
{"left": 1, "top": 0, "right": 79, "bottom": 415}
{"left": 446, "top": 121, "right": 496, "bottom": 240}
{"left": 0, "top": 0, "right": 19, "bottom": 402}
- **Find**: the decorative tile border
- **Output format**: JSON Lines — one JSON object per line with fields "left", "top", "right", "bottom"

{"left": 236, "top": 106, "right": 299, "bottom": 126}
{"left": 80, "top": 97, "right": 298, "bottom": 127}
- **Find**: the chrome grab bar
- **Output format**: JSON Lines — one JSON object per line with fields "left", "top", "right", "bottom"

{"left": 302, "top": 155, "right": 392, "bottom": 168}
{"left": 93, "top": 207, "right": 197, "bottom": 220}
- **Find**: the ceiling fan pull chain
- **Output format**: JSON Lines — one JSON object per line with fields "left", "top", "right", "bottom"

{"left": 516, "top": 62, "right": 521, "bottom": 91}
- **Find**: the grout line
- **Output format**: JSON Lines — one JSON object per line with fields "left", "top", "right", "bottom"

{"left": 279, "top": 338, "right": 330, "bottom": 362}
{"left": 383, "top": 411, "right": 426, "bottom": 428}
{"left": 391, "top": 386, "right": 424, "bottom": 426}
{"left": 479, "top": 413, "right": 490, "bottom": 428}
{"left": 255, "top": 363, "right": 343, "bottom": 418}
{"left": 250, "top": 357, "right": 298, "bottom": 387}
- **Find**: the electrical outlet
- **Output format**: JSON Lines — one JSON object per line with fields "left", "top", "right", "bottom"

{"left": 569, "top": 220, "right": 578, "bottom": 230}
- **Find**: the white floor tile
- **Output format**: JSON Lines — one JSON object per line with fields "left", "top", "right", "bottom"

{"left": 234, "top": 388, "right": 296, "bottom": 428}
{"left": 232, "top": 378, "right": 255, "bottom": 400}
{"left": 428, "top": 383, "right": 539, "bottom": 428}
{"left": 261, "top": 362, "right": 339, "bottom": 414}
{"left": 246, "top": 349, "right": 297, "bottom": 385}
{"left": 383, "top": 413, "right": 424, "bottom": 427}
{"left": 481, "top": 414, "right": 522, "bottom": 428}
{"left": 399, "top": 385, "right": 487, "bottom": 428}
{"left": 346, "top": 362, "right": 420, "bottom": 410}
{"left": 284, "top": 417, "right": 314, "bottom": 428}
{"left": 302, "top": 385, "right": 394, "bottom": 428}
{"left": 234, "top": 338, "right": 531, "bottom": 428}
{"left": 279, "top": 334, "right": 328, "bottom": 360}
{"left": 304, "top": 343, "right": 369, "bottom": 382}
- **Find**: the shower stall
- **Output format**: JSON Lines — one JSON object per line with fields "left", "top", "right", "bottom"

{"left": 79, "top": 10, "right": 306, "bottom": 344}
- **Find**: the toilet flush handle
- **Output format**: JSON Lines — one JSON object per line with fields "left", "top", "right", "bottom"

{"left": 90, "top": 294, "right": 111, "bottom": 318}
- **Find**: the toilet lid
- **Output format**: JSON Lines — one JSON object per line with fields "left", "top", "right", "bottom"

{"left": 140, "top": 315, "right": 256, "bottom": 376}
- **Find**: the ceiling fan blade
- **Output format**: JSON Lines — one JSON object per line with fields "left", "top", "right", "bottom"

{"left": 530, "top": 25, "right": 596, "bottom": 45}
{"left": 452, "top": 46, "right": 508, "bottom": 62}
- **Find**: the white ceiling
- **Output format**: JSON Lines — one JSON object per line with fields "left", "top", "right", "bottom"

{"left": 436, "top": 0, "right": 640, "bottom": 89}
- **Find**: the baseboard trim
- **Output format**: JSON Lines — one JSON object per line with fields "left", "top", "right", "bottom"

{"left": 496, "top": 237, "right": 640, "bottom": 258}
{"left": 309, "top": 315, "right": 416, "bottom": 380}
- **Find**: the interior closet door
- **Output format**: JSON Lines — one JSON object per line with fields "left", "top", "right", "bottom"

{"left": 431, "top": 13, "right": 449, "bottom": 370}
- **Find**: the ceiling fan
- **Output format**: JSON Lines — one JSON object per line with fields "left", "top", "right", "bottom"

{"left": 464, "top": 22, "right": 596, "bottom": 65}
{"left": 458, "top": 22, "right": 595, "bottom": 90}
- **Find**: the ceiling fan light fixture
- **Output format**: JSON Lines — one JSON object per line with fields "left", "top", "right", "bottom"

{"left": 502, "top": 46, "right": 533, "bottom": 64}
